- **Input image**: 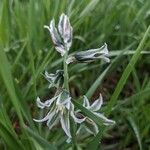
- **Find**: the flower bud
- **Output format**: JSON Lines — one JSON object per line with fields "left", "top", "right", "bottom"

{"left": 44, "top": 20, "right": 65, "bottom": 56}
{"left": 44, "top": 13, "right": 73, "bottom": 56}
{"left": 76, "top": 43, "right": 109, "bottom": 62}
{"left": 58, "top": 13, "right": 73, "bottom": 51}
{"left": 66, "top": 43, "right": 110, "bottom": 64}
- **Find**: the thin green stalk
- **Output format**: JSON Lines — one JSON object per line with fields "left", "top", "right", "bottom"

{"left": 63, "top": 52, "right": 69, "bottom": 91}
{"left": 27, "top": 44, "right": 37, "bottom": 98}
{"left": 63, "top": 51, "right": 77, "bottom": 149}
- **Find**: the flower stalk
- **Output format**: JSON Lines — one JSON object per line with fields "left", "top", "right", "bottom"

{"left": 63, "top": 51, "right": 69, "bottom": 91}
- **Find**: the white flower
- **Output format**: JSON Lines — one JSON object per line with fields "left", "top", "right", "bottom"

{"left": 34, "top": 90, "right": 71, "bottom": 138}
{"left": 44, "top": 13, "right": 73, "bottom": 56}
{"left": 45, "top": 70, "right": 63, "bottom": 88}
{"left": 70, "top": 103, "right": 86, "bottom": 124}
{"left": 76, "top": 94, "right": 115, "bottom": 135}
{"left": 34, "top": 90, "right": 84, "bottom": 140}
{"left": 66, "top": 43, "right": 110, "bottom": 64}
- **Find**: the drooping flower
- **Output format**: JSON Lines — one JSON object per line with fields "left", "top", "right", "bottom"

{"left": 34, "top": 90, "right": 71, "bottom": 138}
{"left": 34, "top": 90, "right": 85, "bottom": 140}
{"left": 76, "top": 94, "right": 115, "bottom": 135}
{"left": 44, "top": 13, "right": 73, "bottom": 56}
{"left": 66, "top": 43, "right": 110, "bottom": 64}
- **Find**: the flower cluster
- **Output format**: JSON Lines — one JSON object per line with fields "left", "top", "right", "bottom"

{"left": 34, "top": 87, "right": 115, "bottom": 141}
{"left": 34, "top": 13, "right": 115, "bottom": 142}
{"left": 44, "top": 13, "right": 110, "bottom": 63}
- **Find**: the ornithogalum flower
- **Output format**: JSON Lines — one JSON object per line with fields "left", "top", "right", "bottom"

{"left": 76, "top": 94, "right": 115, "bottom": 135}
{"left": 44, "top": 13, "right": 73, "bottom": 56}
{"left": 34, "top": 90, "right": 85, "bottom": 139}
{"left": 45, "top": 70, "right": 63, "bottom": 88}
{"left": 66, "top": 43, "right": 110, "bottom": 64}
{"left": 34, "top": 90, "right": 72, "bottom": 138}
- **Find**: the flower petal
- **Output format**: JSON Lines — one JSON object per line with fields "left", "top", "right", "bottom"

{"left": 71, "top": 111, "right": 86, "bottom": 123}
{"left": 63, "top": 98, "right": 71, "bottom": 110}
{"left": 60, "top": 112, "right": 71, "bottom": 138}
{"left": 48, "top": 19, "right": 65, "bottom": 56}
{"left": 94, "top": 112, "right": 115, "bottom": 125}
{"left": 45, "top": 70, "right": 63, "bottom": 88}
{"left": 33, "top": 111, "right": 51, "bottom": 123}
{"left": 36, "top": 97, "right": 45, "bottom": 109}
{"left": 66, "top": 56, "right": 76, "bottom": 64}
{"left": 58, "top": 13, "right": 72, "bottom": 50}
{"left": 66, "top": 138, "right": 71, "bottom": 143}
{"left": 45, "top": 71, "right": 56, "bottom": 83}
{"left": 44, "top": 25, "right": 50, "bottom": 31}
{"left": 63, "top": 15, "right": 72, "bottom": 45}
{"left": 36, "top": 95, "right": 58, "bottom": 109}
{"left": 70, "top": 103, "right": 86, "bottom": 123}
{"left": 99, "top": 43, "right": 108, "bottom": 55}
{"left": 58, "top": 13, "right": 65, "bottom": 36}
{"left": 46, "top": 109, "right": 60, "bottom": 129}
{"left": 99, "top": 55, "right": 110, "bottom": 63}
{"left": 49, "top": 19, "right": 62, "bottom": 44}
{"left": 83, "top": 96, "right": 90, "bottom": 107}
{"left": 55, "top": 46, "right": 66, "bottom": 56}
{"left": 89, "top": 94, "right": 103, "bottom": 111}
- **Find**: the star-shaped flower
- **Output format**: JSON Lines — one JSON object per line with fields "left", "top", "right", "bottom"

{"left": 34, "top": 90, "right": 85, "bottom": 140}
{"left": 76, "top": 94, "right": 115, "bottom": 135}
{"left": 34, "top": 90, "right": 72, "bottom": 138}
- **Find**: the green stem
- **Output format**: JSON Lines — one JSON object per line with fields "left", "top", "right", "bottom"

{"left": 63, "top": 52, "right": 69, "bottom": 91}
{"left": 63, "top": 51, "right": 77, "bottom": 149}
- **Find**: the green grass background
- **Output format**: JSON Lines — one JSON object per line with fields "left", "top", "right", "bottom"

{"left": 0, "top": 0, "right": 150, "bottom": 149}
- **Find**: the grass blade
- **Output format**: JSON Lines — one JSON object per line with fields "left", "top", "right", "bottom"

{"left": 86, "top": 51, "right": 125, "bottom": 99}
{"left": 0, "top": 121, "right": 24, "bottom": 150}
{"left": 0, "top": 45, "right": 23, "bottom": 124}
{"left": 79, "top": 0, "right": 100, "bottom": 18}
{"left": 106, "top": 25, "right": 150, "bottom": 115}
{"left": 24, "top": 126, "right": 57, "bottom": 150}
{"left": 127, "top": 116, "right": 143, "bottom": 150}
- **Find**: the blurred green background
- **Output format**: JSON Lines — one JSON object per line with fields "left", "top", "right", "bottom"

{"left": 0, "top": 0, "right": 150, "bottom": 149}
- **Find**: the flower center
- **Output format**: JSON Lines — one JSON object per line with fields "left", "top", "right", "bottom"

{"left": 57, "top": 104, "right": 65, "bottom": 114}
